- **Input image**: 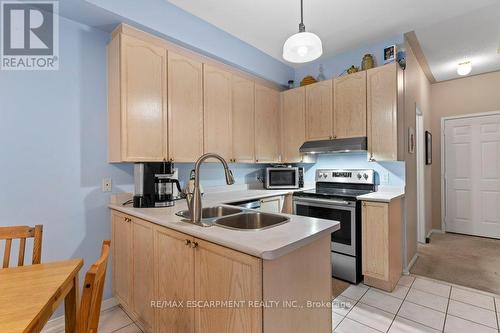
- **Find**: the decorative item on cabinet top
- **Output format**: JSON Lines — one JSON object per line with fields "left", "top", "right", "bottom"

{"left": 361, "top": 54, "right": 374, "bottom": 70}
{"left": 300, "top": 75, "right": 317, "bottom": 86}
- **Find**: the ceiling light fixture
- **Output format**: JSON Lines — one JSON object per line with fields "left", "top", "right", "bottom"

{"left": 457, "top": 61, "right": 472, "bottom": 76}
{"left": 282, "top": 0, "right": 323, "bottom": 63}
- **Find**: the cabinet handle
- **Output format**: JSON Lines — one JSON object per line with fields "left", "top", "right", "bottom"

{"left": 184, "top": 239, "right": 191, "bottom": 246}
{"left": 190, "top": 241, "right": 198, "bottom": 249}
{"left": 169, "top": 158, "right": 174, "bottom": 162}
{"left": 123, "top": 217, "right": 131, "bottom": 223}
{"left": 255, "top": 159, "right": 259, "bottom": 163}
{"left": 363, "top": 202, "right": 366, "bottom": 207}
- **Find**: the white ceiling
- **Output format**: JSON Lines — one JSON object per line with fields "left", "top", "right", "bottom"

{"left": 168, "top": 0, "right": 500, "bottom": 73}
{"left": 415, "top": 2, "right": 500, "bottom": 81}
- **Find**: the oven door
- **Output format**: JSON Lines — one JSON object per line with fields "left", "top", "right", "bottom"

{"left": 293, "top": 197, "right": 357, "bottom": 256}
{"left": 265, "top": 168, "right": 299, "bottom": 189}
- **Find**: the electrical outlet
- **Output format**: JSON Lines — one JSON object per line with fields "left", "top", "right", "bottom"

{"left": 102, "top": 178, "right": 112, "bottom": 192}
{"left": 381, "top": 172, "right": 390, "bottom": 184}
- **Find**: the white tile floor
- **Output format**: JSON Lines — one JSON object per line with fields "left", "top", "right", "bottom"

{"left": 51, "top": 275, "right": 500, "bottom": 333}
{"left": 334, "top": 275, "right": 500, "bottom": 333}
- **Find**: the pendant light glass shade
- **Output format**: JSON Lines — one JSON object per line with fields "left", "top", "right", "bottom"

{"left": 283, "top": 0, "right": 323, "bottom": 63}
{"left": 283, "top": 32, "right": 323, "bottom": 63}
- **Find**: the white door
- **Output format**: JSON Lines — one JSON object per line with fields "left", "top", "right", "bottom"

{"left": 444, "top": 113, "right": 500, "bottom": 239}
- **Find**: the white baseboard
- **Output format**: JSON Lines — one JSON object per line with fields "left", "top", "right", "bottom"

{"left": 403, "top": 253, "right": 418, "bottom": 274}
{"left": 426, "top": 229, "right": 445, "bottom": 239}
{"left": 41, "top": 297, "right": 118, "bottom": 333}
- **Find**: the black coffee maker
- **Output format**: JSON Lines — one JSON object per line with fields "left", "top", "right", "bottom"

{"left": 133, "top": 162, "right": 182, "bottom": 208}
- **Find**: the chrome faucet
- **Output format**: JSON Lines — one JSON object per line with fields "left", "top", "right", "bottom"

{"left": 186, "top": 153, "right": 235, "bottom": 225}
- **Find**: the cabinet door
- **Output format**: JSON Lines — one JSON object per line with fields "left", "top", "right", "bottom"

{"left": 334, "top": 72, "right": 367, "bottom": 139}
{"left": 232, "top": 76, "right": 255, "bottom": 163}
{"left": 367, "top": 63, "right": 398, "bottom": 161}
{"left": 194, "top": 239, "right": 262, "bottom": 333}
{"left": 258, "top": 196, "right": 283, "bottom": 214}
{"left": 111, "top": 212, "right": 132, "bottom": 307}
{"left": 362, "top": 201, "right": 389, "bottom": 280}
{"left": 121, "top": 34, "right": 167, "bottom": 161}
{"left": 255, "top": 84, "right": 280, "bottom": 163}
{"left": 305, "top": 80, "right": 333, "bottom": 141}
{"left": 204, "top": 65, "right": 232, "bottom": 160}
{"left": 132, "top": 218, "right": 155, "bottom": 331}
{"left": 168, "top": 52, "right": 203, "bottom": 162}
{"left": 281, "top": 87, "right": 306, "bottom": 163}
{"left": 155, "top": 227, "right": 195, "bottom": 333}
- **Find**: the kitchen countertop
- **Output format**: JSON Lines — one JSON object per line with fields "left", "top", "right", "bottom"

{"left": 109, "top": 188, "right": 338, "bottom": 260}
{"left": 357, "top": 186, "right": 405, "bottom": 202}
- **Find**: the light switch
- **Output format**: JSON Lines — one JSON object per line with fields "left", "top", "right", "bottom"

{"left": 102, "top": 178, "right": 112, "bottom": 192}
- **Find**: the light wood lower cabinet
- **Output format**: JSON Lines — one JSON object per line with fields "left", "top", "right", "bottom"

{"left": 131, "top": 218, "right": 155, "bottom": 332}
{"left": 195, "top": 238, "right": 262, "bottom": 333}
{"left": 111, "top": 211, "right": 155, "bottom": 331}
{"left": 155, "top": 227, "right": 195, "bottom": 333}
{"left": 111, "top": 212, "right": 132, "bottom": 307}
{"left": 361, "top": 199, "right": 402, "bottom": 291}
{"left": 111, "top": 210, "right": 331, "bottom": 333}
{"left": 257, "top": 196, "right": 284, "bottom": 214}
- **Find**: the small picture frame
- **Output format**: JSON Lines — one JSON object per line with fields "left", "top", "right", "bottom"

{"left": 384, "top": 45, "right": 396, "bottom": 64}
{"left": 425, "top": 131, "right": 432, "bottom": 165}
{"left": 408, "top": 127, "right": 415, "bottom": 154}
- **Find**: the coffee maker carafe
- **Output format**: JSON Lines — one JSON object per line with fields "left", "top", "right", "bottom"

{"left": 133, "top": 162, "right": 181, "bottom": 208}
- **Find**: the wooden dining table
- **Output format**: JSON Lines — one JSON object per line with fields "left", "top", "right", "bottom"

{"left": 0, "top": 259, "right": 83, "bottom": 333}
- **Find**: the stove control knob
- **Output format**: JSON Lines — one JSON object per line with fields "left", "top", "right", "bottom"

{"left": 363, "top": 173, "right": 369, "bottom": 180}
{"left": 357, "top": 173, "right": 362, "bottom": 180}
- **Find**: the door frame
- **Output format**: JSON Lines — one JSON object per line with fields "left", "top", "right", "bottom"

{"left": 440, "top": 110, "right": 500, "bottom": 232}
{"left": 416, "top": 108, "right": 425, "bottom": 244}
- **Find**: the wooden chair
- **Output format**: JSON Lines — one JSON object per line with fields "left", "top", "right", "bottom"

{"left": 77, "top": 240, "right": 111, "bottom": 333}
{"left": 0, "top": 225, "right": 43, "bottom": 268}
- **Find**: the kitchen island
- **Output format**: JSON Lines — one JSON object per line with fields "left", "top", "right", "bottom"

{"left": 109, "top": 190, "right": 339, "bottom": 333}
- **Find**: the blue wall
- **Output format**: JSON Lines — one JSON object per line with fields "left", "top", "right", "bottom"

{"left": 294, "top": 35, "right": 404, "bottom": 84}
{"left": 300, "top": 154, "right": 405, "bottom": 187}
{"left": 0, "top": 17, "right": 134, "bottom": 311}
{"left": 75, "top": 0, "right": 294, "bottom": 86}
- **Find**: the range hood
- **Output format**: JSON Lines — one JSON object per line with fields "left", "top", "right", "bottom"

{"left": 299, "top": 137, "right": 367, "bottom": 154}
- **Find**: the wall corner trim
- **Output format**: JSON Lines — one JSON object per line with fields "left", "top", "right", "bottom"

{"left": 404, "top": 31, "right": 437, "bottom": 84}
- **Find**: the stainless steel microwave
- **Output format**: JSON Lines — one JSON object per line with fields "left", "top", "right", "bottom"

{"left": 265, "top": 167, "right": 304, "bottom": 189}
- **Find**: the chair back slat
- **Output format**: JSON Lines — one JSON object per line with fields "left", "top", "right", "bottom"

{"left": 18, "top": 238, "right": 26, "bottom": 266}
{"left": 0, "top": 225, "right": 43, "bottom": 268}
{"left": 78, "top": 240, "right": 111, "bottom": 333}
{"left": 3, "top": 239, "right": 12, "bottom": 268}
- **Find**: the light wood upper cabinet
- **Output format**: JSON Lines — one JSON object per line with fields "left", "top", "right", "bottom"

{"left": 204, "top": 65, "right": 232, "bottom": 160}
{"left": 108, "top": 34, "right": 167, "bottom": 162}
{"left": 255, "top": 84, "right": 281, "bottom": 163}
{"left": 362, "top": 199, "right": 402, "bottom": 292}
{"left": 334, "top": 71, "right": 367, "bottom": 139}
{"left": 281, "top": 87, "right": 306, "bottom": 163}
{"left": 305, "top": 80, "right": 333, "bottom": 141}
{"left": 155, "top": 227, "right": 195, "bottom": 333}
{"left": 132, "top": 218, "right": 155, "bottom": 332}
{"left": 367, "top": 63, "right": 399, "bottom": 161}
{"left": 111, "top": 212, "right": 132, "bottom": 307}
{"left": 232, "top": 76, "right": 255, "bottom": 163}
{"left": 168, "top": 52, "right": 204, "bottom": 162}
{"left": 194, "top": 238, "right": 262, "bottom": 333}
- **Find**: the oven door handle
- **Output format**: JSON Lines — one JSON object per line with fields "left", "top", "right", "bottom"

{"left": 293, "top": 197, "right": 353, "bottom": 207}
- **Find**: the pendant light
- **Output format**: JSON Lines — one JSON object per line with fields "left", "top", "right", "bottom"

{"left": 283, "top": 0, "right": 323, "bottom": 63}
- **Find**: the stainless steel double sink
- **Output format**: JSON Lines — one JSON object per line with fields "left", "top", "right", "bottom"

{"left": 175, "top": 206, "right": 289, "bottom": 230}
